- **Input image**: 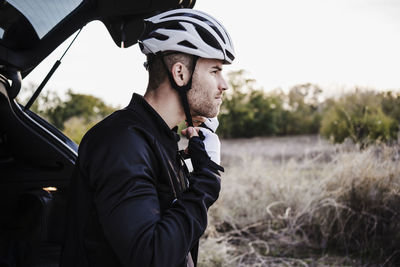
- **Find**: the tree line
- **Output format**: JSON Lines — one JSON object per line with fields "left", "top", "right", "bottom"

{"left": 218, "top": 70, "right": 399, "bottom": 145}
{"left": 21, "top": 71, "right": 400, "bottom": 145}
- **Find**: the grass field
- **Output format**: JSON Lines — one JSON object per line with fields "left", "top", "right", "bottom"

{"left": 196, "top": 135, "right": 400, "bottom": 266}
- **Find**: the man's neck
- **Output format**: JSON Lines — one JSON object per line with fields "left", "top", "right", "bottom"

{"left": 144, "top": 84, "right": 185, "bottom": 129}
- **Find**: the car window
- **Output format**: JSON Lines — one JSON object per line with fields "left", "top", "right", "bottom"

{"left": 6, "top": 0, "right": 83, "bottom": 39}
{"left": 0, "top": 0, "right": 82, "bottom": 48}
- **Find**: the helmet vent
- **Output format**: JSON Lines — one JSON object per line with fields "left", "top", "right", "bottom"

{"left": 178, "top": 40, "right": 197, "bottom": 49}
{"left": 209, "top": 25, "right": 225, "bottom": 43}
{"left": 226, "top": 50, "right": 235, "bottom": 61}
{"left": 150, "top": 32, "right": 169, "bottom": 41}
{"left": 196, "top": 26, "right": 221, "bottom": 51}
{"left": 161, "top": 13, "right": 225, "bottom": 43}
{"left": 164, "top": 22, "right": 186, "bottom": 31}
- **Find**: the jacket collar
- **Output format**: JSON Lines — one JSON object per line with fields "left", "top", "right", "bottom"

{"left": 126, "top": 93, "right": 180, "bottom": 150}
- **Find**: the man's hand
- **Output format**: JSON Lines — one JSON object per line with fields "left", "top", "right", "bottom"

{"left": 181, "top": 127, "right": 199, "bottom": 139}
{"left": 181, "top": 117, "right": 221, "bottom": 165}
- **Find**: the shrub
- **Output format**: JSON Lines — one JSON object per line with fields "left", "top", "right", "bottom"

{"left": 320, "top": 91, "right": 398, "bottom": 144}
{"left": 380, "top": 91, "right": 400, "bottom": 122}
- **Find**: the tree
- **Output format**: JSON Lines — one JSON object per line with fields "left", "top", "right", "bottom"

{"left": 19, "top": 85, "right": 116, "bottom": 143}
{"left": 283, "top": 83, "right": 323, "bottom": 135}
{"left": 218, "top": 70, "right": 280, "bottom": 138}
{"left": 45, "top": 89, "right": 115, "bottom": 129}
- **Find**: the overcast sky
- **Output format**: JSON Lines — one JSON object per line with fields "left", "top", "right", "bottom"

{"left": 24, "top": 0, "right": 400, "bottom": 107}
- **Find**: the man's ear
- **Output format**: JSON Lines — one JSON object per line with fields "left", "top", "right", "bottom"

{"left": 171, "top": 62, "right": 190, "bottom": 86}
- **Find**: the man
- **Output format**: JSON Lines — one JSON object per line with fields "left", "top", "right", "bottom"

{"left": 61, "top": 8, "right": 235, "bottom": 267}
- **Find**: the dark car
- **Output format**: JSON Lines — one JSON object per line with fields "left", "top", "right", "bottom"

{"left": 0, "top": 1, "right": 195, "bottom": 266}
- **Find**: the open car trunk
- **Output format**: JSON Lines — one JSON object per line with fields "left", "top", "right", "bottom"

{"left": 0, "top": 0, "right": 196, "bottom": 265}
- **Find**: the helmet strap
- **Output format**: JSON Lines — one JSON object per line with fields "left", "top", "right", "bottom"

{"left": 162, "top": 55, "right": 199, "bottom": 127}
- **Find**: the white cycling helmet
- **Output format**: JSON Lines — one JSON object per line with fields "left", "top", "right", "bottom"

{"left": 139, "top": 8, "right": 235, "bottom": 64}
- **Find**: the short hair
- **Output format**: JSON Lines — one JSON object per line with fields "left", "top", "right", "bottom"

{"left": 146, "top": 53, "right": 195, "bottom": 91}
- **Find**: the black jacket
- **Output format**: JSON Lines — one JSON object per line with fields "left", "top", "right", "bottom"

{"left": 60, "top": 93, "right": 222, "bottom": 267}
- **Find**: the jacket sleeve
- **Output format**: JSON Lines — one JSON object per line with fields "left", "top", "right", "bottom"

{"left": 79, "top": 127, "right": 221, "bottom": 267}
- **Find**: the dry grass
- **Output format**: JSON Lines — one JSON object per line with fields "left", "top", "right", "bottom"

{"left": 198, "top": 135, "right": 400, "bottom": 266}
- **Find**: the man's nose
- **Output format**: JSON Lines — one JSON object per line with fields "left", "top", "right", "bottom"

{"left": 219, "top": 76, "right": 228, "bottom": 91}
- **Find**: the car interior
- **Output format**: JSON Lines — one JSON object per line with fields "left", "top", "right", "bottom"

{"left": 0, "top": 69, "right": 76, "bottom": 266}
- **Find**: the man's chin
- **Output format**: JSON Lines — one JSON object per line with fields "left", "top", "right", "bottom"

{"left": 192, "top": 107, "right": 219, "bottom": 119}
{"left": 208, "top": 109, "right": 219, "bottom": 118}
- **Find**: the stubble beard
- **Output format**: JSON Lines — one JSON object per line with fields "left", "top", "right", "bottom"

{"left": 187, "top": 83, "right": 220, "bottom": 118}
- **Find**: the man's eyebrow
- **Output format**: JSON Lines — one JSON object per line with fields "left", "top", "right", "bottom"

{"left": 211, "top": 66, "right": 223, "bottom": 71}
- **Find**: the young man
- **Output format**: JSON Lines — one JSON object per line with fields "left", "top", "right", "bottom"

{"left": 61, "top": 8, "right": 235, "bottom": 267}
